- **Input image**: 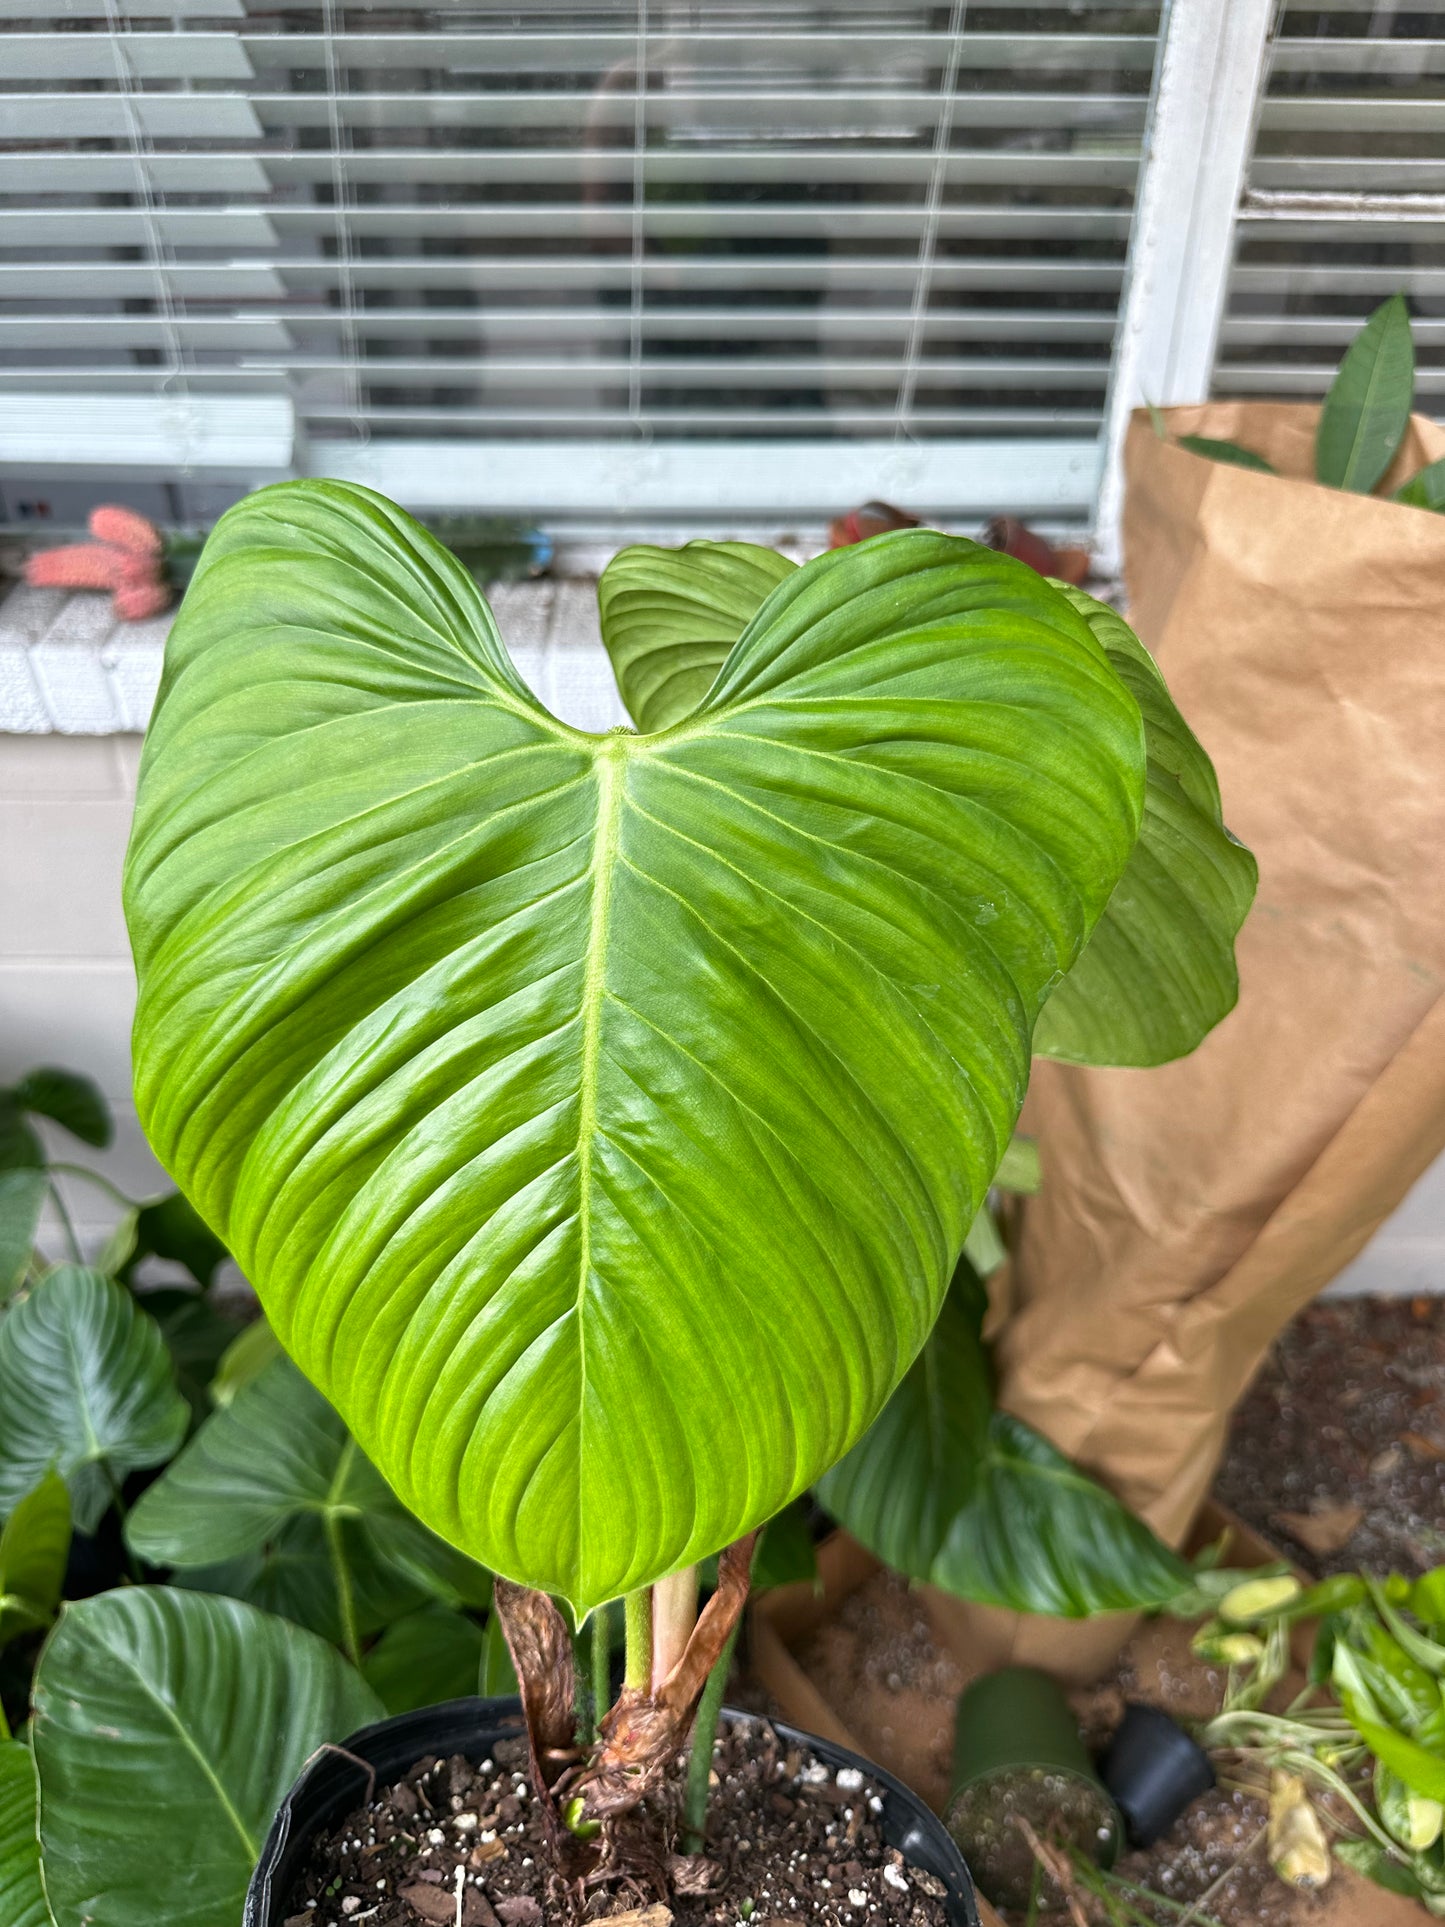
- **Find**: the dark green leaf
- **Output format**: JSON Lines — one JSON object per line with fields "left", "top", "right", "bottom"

{"left": 1395, "top": 458, "right": 1445, "bottom": 513}
{"left": 0, "top": 1105, "right": 43, "bottom": 1176}
{"left": 142, "top": 1287, "right": 243, "bottom": 1424}
{"left": 0, "top": 1171, "right": 47, "bottom": 1302}
{"left": 363, "top": 1602, "right": 486, "bottom": 1715}
{"left": 0, "top": 1472, "right": 71, "bottom": 1649}
{"left": 127, "top": 1356, "right": 490, "bottom": 1636}
{"left": 124, "top": 485, "right": 1150, "bottom": 1609}
{"left": 117, "top": 1192, "right": 229, "bottom": 1292}
{"left": 597, "top": 539, "right": 797, "bottom": 732}
{"left": 819, "top": 1263, "right": 1189, "bottom": 1617}
{"left": 753, "top": 1500, "right": 818, "bottom": 1593}
{"left": 1033, "top": 588, "right": 1257, "bottom": 1065}
{"left": 1316, "top": 294, "right": 1415, "bottom": 493}
{"left": 0, "top": 1267, "right": 187, "bottom": 1533}
{"left": 1334, "top": 1836, "right": 1426, "bottom": 1900}
{"left": 33, "top": 1586, "right": 382, "bottom": 1927}
{"left": 0, "top": 1742, "right": 47, "bottom": 1927}
{"left": 12, "top": 1068, "right": 112, "bottom": 1149}
{"left": 1177, "top": 436, "right": 1276, "bottom": 474}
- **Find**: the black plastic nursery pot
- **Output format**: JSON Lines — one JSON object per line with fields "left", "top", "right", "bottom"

{"left": 245, "top": 1695, "right": 982, "bottom": 1927}
{"left": 945, "top": 1667, "right": 1123, "bottom": 1914}
{"left": 1099, "top": 1701, "right": 1215, "bottom": 1849}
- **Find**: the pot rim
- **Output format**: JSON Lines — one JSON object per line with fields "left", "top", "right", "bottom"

{"left": 245, "top": 1695, "right": 980, "bottom": 1927}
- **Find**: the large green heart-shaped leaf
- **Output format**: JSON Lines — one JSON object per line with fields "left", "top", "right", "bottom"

{"left": 0, "top": 1743, "right": 47, "bottom": 1927}
{"left": 817, "top": 1263, "right": 1191, "bottom": 1617}
{"left": 124, "top": 481, "right": 1146, "bottom": 1608}
{"left": 598, "top": 539, "right": 798, "bottom": 731}
{"left": 0, "top": 1268, "right": 188, "bottom": 1533}
{"left": 601, "top": 547, "right": 1254, "bottom": 1068}
{"left": 1031, "top": 589, "right": 1257, "bottom": 1065}
{"left": 33, "top": 1586, "right": 382, "bottom": 1927}
{"left": 0, "top": 1471, "right": 70, "bottom": 1650}
{"left": 128, "top": 1356, "right": 490, "bottom": 1647}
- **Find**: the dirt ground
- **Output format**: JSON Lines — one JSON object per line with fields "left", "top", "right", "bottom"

{"left": 775, "top": 1295, "right": 1445, "bottom": 1924}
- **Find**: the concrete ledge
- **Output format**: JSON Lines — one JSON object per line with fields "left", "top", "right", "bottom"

{"left": 0, "top": 577, "right": 628, "bottom": 735}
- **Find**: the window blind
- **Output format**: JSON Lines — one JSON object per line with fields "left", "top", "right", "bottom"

{"left": 1215, "top": 0, "right": 1445, "bottom": 407}
{"left": 0, "top": 1, "right": 1164, "bottom": 516}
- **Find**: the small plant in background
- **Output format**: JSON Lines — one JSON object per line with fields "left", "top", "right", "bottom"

{"left": 1190, "top": 1563, "right": 1445, "bottom": 1912}
{"left": 0, "top": 1062, "right": 531, "bottom": 1927}
{"left": 1154, "top": 294, "right": 1445, "bottom": 510}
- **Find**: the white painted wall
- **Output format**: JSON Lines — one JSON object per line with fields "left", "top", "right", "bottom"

{"left": 2, "top": 582, "right": 1441, "bottom": 1292}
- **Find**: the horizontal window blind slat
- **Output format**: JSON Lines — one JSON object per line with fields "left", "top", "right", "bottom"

{"left": 1270, "top": 37, "right": 1445, "bottom": 76}
{"left": 224, "top": 30, "right": 1158, "bottom": 72}
{"left": 3, "top": 30, "right": 253, "bottom": 78}
{"left": 0, "top": 147, "right": 1142, "bottom": 191}
{"left": 0, "top": 307, "right": 1121, "bottom": 345}
{"left": 0, "top": 257, "right": 1129, "bottom": 296}
{"left": 0, "top": 91, "right": 262, "bottom": 136}
{"left": 6, "top": 203, "right": 1134, "bottom": 243}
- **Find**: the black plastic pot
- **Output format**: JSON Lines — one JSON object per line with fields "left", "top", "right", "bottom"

{"left": 244, "top": 1695, "right": 981, "bottom": 1927}
{"left": 1099, "top": 1701, "right": 1216, "bottom": 1848}
{"left": 946, "top": 1667, "right": 1122, "bottom": 1914}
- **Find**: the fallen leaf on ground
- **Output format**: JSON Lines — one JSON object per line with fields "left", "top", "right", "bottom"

{"left": 1272, "top": 1503, "right": 1363, "bottom": 1556}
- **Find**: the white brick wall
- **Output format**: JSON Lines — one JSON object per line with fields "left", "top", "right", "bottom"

{"left": 1, "top": 583, "right": 1440, "bottom": 1292}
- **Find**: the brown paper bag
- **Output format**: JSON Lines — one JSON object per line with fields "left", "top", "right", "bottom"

{"left": 934, "top": 402, "right": 1445, "bottom": 1682}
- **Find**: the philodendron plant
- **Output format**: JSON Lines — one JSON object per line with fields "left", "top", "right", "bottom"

{"left": 122, "top": 483, "right": 1253, "bottom": 1868}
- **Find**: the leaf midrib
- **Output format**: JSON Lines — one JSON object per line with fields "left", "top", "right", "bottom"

{"left": 573, "top": 740, "right": 627, "bottom": 1571}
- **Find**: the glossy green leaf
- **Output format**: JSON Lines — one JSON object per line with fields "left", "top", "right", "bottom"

{"left": 0, "top": 1104, "right": 43, "bottom": 1176}
{"left": 1414, "top": 1569, "right": 1445, "bottom": 1629}
{"left": 0, "top": 1171, "right": 46, "bottom": 1301}
{"left": 1395, "top": 457, "right": 1445, "bottom": 512}
{"left": 1033, "top": 588, "right": 1256, "bottom": 1065}
{"left": 0, "top": 1472, "right": 71, "bottom": 1649}
{"left": 362, "top": 1601, "right": 486, "bottom": 1715}
{"left": 818, "top": 1262, "right": 1190, "bottom": 1617}
{"left": 0, "top": 1743, "right": 47, "bottom": 1927}
{"left": 1316, "top": 294, "right": 1415, "bottom": 493}
{"left": 210, "top": 1314, "right": 282, "bottom": 1408}
{"left": 597, "top": 539, "right": 797, "bottom": 732}
{"left": 1177, "top": 435, "right": 1276, "bottom": 474}
{"left": 127, "top": 1355, "right": 490, "bottom": 1637}
{"left": 1343, "top": 1698, "right": 1445, "bottom": 1804}
{"left": 33, "top": 1585, "right": 382, "bottom": 1927}
{"left": 142, "top": 1288, "right": 243, "bottom": 1423}
{"left": 124, "top": 482, "right": 1148, "bottom": 1608}
{"left": 0, "top": 1267, "right": 187, "bottom": 1534}
{"left": 117, "top": 1191, "right": 229, "bottom": 1292}
{"left": 11, "top": 1068, "right": 112, "bottom": 1150}
{"left": 753, "top": 1499, "right": 819, "bottom": 1593}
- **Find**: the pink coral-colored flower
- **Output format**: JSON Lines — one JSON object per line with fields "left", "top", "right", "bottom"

{"left": 25, "top": 543, "right": 125, "bottom": 592}
{"left": 90, "top": 504, "right": 163, "bottom": 557}
{"left": 112, "top": 579, "right": 172, "bottom": 621}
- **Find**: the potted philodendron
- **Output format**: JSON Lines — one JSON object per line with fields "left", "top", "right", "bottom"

{"left": 115, "top": 482, "right": 1253, "bottom": 1923}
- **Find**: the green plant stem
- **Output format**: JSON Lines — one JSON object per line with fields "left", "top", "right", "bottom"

{"left": 591, "top": 1608, "right": 610, "bottom": 1739}
{"left": 623, "top": 1587, "right": 652, "bottom": 1693}
{"left": 325, "top": 1514, "right": 361, "bottom": 1668}
{"left": 48, "top": 1182, "right": 83, "bottom": 1265}
{"left": 47, "top": 1163, "right": 138, "bottom": 1209}
{"left": 0, "top": 1695, "right": 11, "bottom": 1743}
{"left": 683, "top": 1617, "right": 742, "bottom": 1855}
